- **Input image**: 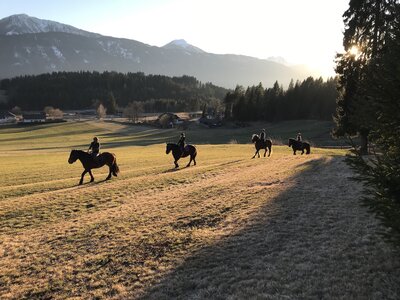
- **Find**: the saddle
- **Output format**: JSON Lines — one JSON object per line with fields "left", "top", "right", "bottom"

{"left": 180, "top": 145, "right": 190, "bottom": 156}
{"left": 89, "top": 152, "right": 101, "bottom": 163}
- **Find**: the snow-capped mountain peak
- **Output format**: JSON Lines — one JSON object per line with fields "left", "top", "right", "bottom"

{"left": 162, "top": 39, "right": 205, "bottom": 53}
{"left": 0, "top": 14, "right": 100, "bottom": 38}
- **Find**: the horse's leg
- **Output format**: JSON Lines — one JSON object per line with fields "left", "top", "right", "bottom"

{"left": 293, "top": 149, "right": 296, "bottom": 155}
{"left": 88, "top": 170, "right": 95, "bottom": 182}
{"left": 264, "top": 148, "right": 267, "bottom": 157}
{"left": 301, "top": 149, "right": 304, "bottom": 155}
{"left": 79, "top": 170, "right": 87, "bottom": 185}
{"left": 193, "top": 155, "right": 196, "bottom": 166}
{"left": 174, "top": 160, "right": 179, "bottom": 168}
{"left": 106, "top": 166, "right": 112, "bottom": 180}
{"left": 268, "top": 145, "right": 271, "bottom": 157}
{"left": 186, "top": 155, "right": 192, "bottom": 167}
{"left": 253, "top": 149, "right": 260, "bottom": 159}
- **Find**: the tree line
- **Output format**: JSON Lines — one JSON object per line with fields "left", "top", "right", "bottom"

{"left": 224, "top": 77, "right": 338, "bottom": 122}
{"left": 334, "top": 0, "right": 400, "bottom": 246}
{"left": 0, "top": 70, "right": 340, "bottom": 122}
{"left": 0, "top": 71, "right": 228, "bottom": 113}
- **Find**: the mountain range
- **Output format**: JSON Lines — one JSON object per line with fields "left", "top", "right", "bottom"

{"left": 0, "top": 14, "right": 315, "bottom": 88}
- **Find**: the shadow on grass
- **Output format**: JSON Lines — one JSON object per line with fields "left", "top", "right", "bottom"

{"left": 162, "top": 168, "right": 180, "bottom": 173}
{"left": 141, "top": 157, "right": 400, "bottom": 299}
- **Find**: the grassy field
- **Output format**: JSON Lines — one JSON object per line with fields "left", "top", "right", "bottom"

{"left": 0, "top": 121, "right": 399, "bottom": 299}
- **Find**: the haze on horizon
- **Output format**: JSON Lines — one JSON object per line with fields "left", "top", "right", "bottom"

{"left": 0, "top": 0, "right": 349, "bottom": 78}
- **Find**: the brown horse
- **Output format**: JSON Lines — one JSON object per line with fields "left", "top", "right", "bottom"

{"left": 68, "top": 150, "right": 120, "bottom": 185}
{"left": 166, "top": 143, "right": 197, "bottom": 168}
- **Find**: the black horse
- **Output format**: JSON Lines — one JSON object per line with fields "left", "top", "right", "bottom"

{"left": 251, "top": 134, "right": 272, "bottom": 158}
{"left": 68, "top": 150, "right": 120, "bottom": 185}
{"left": 166, "top": 143, "right": 197, "bottom": 168}
{"left": 288, "top": 138, "right": 311, "bottom": 155}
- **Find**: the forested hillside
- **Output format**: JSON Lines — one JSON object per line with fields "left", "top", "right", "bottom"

{"left": 0, "top": 71, "right": 228, "bottom": 112}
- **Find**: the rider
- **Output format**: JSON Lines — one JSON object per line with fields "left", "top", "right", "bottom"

{"left": 260, "top": 129, "right": 266, "bottom": 143}
{"left": 177, "top": 132, "right": 186, "bottom": 154}
{"left": 297, "top": 132, "right": 302, "bottom": 142}
{"left": 88, "top": 136, "right": 100, "bottom": 158}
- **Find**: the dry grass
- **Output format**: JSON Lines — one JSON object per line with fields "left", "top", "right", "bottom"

{"left": 0, "top": 121, "right": 398, "bottom": 299}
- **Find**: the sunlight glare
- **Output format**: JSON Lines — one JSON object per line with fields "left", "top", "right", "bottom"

{"left": 349, "top": 45, "right": 360, "bottom": 57}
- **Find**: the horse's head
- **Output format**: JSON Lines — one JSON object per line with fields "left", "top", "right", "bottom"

{"left": 288, "top": 138, "right": 293, "bottom": 147}
{"left": 68, "top": 150, "right": 79, "bottom": 164}
{"left": 251, "top": 134, "right": 259, "bottom": 143}
{"left": 166, "top": 143, "right": 172, "bottom": 154}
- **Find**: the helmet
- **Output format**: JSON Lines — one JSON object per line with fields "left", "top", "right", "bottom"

{"left": 181, "top": 133, "right": 185, "bottom": 137}
{"left": 93, "top": 137, "right": 98, "bottom": 141}
{"left": 262, "top": 129, "right": 265, "bottom": 132}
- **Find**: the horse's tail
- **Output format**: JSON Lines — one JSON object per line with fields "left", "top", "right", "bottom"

{"left": 305, "top": 143, "right": 311, "bottom": 154}
{"left": 112, "top": 158, "right": 120, "bottom": 176}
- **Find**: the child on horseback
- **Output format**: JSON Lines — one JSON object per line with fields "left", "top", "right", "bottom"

{"left": 88, "top": 136, "right": 100, "bottom": 158}
{"left": 260, "top": 129, "right": 266, "bottom": 143}
{"left": 177, "top": 133, "right": 185, "bottom": 154}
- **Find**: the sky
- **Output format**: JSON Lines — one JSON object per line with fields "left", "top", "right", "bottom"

{"left": 0, "top": 0, "right": 350, "bottom": 77}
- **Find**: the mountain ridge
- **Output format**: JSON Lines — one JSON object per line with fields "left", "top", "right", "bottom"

{"left": 0, "top": 14, "right": 315, "bottom": 88}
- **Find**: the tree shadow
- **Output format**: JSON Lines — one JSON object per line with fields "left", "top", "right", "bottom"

{"left": 140, "top": 157, "right": 400, "bottom": 299}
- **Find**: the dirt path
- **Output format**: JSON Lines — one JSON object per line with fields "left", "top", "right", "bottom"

{"left": 0, "top": 155, "right": 399, "bottom": 299}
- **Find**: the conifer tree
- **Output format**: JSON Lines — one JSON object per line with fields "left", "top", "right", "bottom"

{"left": 334, "top": 0, "right": 398, "bottom": 154}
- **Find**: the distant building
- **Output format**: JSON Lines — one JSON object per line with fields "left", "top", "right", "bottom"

{"left": 198, "top": 115, "right": 222, "bottom": 128}
{"left": 0, "top": 111, "right": 17, "bottom": 124}
{"left": 157, "top": 112, "right": 185, "bottom": 128}
{"left": 22, "top": 112, "right": 47, "bottom": 123}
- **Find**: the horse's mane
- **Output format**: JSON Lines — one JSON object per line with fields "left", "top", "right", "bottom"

{"left": 72, "top": 149, "right": 85, "bottom": 153}
{"left": 166, "top": 143, "right": 179, "bottom": 148}
{"left": 71, "top": 149, "right": 91, "bottom": 157}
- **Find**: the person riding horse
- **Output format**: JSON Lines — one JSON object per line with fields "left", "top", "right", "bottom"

{"left": 177, "top": 133, "right": 186, "bottom": 155}
{"left": 251, "top": 133, "right": 272, "bottom": 158}
{"left": 88, "top": 137, "right": 100, "bottom": 159}
{"left": 297, "top": 132, "right": 302, "bottom": 142}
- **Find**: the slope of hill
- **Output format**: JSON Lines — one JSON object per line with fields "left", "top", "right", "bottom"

{"left": 0, "top": 14, "right": 313, "bottom": 88}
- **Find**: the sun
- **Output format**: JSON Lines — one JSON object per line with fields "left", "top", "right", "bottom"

{"left": 348, "top": 45, "right": 360, "bottom": 57}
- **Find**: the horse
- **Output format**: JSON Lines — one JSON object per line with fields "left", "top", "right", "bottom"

{"left": 288, "top": 138, "right": 311, "bottom": 155}
{"left": 251, "top": 134, "right": 272, "bottom": 158}
{"left": 68, "top": 150, "right": 120, "bottom": 185}
{"left": 166, "top": 143, "right": 197, "bottom": 168}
